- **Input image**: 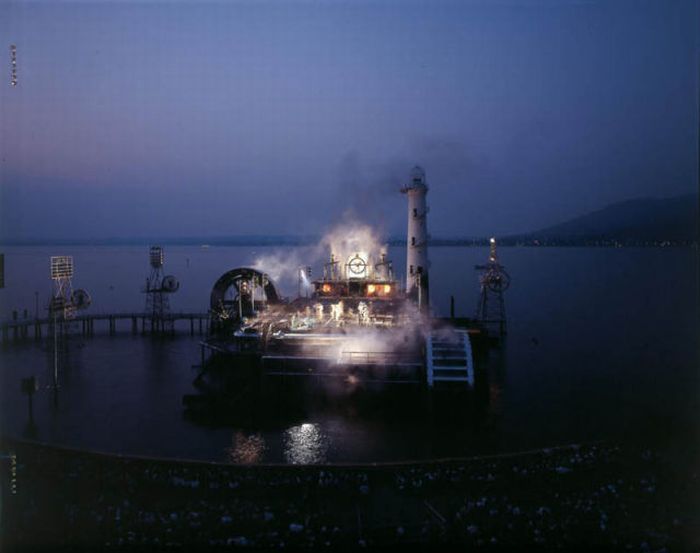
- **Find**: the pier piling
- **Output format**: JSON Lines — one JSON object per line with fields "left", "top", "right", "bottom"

{"left": 2, "top": 312, "right": 208, "bottom": 342}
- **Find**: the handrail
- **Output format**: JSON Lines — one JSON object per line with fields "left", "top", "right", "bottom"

{"left": 1, "top": 311, "right": 209, "bottom": 326}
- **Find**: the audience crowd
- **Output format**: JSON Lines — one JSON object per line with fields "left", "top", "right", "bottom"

{"left": 2, "top": 440, "right": 697, "bottom": 550}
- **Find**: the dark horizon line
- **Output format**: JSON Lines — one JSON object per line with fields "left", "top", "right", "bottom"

{"left": 0, "top": 235, "right": 488, "bottom": 247}
{"left": 0, "top": 235, "right": 695, "bottom": 248}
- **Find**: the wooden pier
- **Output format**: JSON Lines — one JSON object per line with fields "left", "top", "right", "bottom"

{"left": 0, "top": 312, "right": 210, "bottom": 345}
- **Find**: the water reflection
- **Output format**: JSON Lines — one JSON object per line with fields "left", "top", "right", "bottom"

{"left": 283, "top": 423, "right": 329, "bottom": 465}
{"left": 226, "top": 431, "right": 266, "bottom": 464}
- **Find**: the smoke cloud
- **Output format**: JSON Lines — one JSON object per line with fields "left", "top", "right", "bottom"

{"left": 334, "top": 151, "right": 408, "bottom": 232}
{"left": 251, "top": 220, "right": 389, "bottom": 296}
{"left": 250, "top": 249, "right": 312, "bottom": 294}
{"left": 321, "top": 221, "right": 387, "bottom": 269}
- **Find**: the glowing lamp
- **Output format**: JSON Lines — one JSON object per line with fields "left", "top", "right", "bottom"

{"left": 322, "top": 283, "right": 331, "bottom": 293}
{"left": 367, "top": 284, "right": 376, "bottom": 294}
{"left": 384, "top": 284, "right": 391, "bottom": 294}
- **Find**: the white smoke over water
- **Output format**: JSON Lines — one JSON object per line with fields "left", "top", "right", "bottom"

{"left": 250, "top": 221, "right": 389, "bottom": 296}
{"left": 335, "top": 151, "right": 407, "bottom": 230}
{"left": 320, "top": 221, "right": 387, "bottom": 268}
{"left": 330, "top": 326, "right": 421, "bottom": 362}
{"left": 300, "top": 302, "right": 432, "bottom": 382}
{"left": 250, "top": 247, "right": 314, "bottom": 295}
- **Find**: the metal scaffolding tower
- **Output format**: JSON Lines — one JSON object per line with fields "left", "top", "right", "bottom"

{"left": 475, "top": 238, "right": 510, "bottom": 338}
{"left": 143, "top": 246, "right": 179, "bottom": 334}
{"left": 50, "top": 256, "right": 75, "bottom": 320}
{"left": 49, "top": 256, "right": 91, "bottom": 388}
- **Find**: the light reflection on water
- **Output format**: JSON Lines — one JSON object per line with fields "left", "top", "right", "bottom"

{"left": 226, "top": 431, "right": 267, "bottom": 464}
{"left": 283, "top": 423, "right": 329, "bottom": 464}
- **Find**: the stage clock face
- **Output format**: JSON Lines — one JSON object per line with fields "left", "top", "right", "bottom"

{"left": 347, "top": 254, "right": 367, "bottom": 277}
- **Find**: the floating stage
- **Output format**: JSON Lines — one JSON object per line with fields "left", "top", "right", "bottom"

{"left": 184, "top": 166, "right": 499, "bottom": 416}
{"left": 185, "top": 258, "right": 480, "bottom": 416}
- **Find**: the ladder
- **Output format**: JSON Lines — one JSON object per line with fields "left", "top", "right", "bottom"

{"left": 425, "top": 329, "right": 474, "bottom": 387}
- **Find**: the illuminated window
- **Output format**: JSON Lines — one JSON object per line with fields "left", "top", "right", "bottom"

{"left": 367, "top": 284, "right": 376, "bottom": 294}
{"left": 383, "top": 285, "right": 391, "bottom": 293}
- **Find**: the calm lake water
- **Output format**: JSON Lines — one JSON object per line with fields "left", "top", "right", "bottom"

{"left": 0, "top": 245, "right": 698, "bottom": 464}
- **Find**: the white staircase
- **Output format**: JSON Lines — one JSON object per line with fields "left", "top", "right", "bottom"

{"left": 425, "top": 329, "right": 474, "bottom": 387}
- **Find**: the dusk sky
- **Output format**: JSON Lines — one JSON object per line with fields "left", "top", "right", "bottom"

{"left": 0, "top": 0, "right": 697, "bottom": 241}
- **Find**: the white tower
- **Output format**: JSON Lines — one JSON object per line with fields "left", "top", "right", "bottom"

{"left": 401, "top": 166, "right": 430, "bottom": 309}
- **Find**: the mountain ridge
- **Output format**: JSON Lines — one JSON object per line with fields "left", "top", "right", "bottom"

{"left": 519, "top": 194, "right": 698, "bottom": 242}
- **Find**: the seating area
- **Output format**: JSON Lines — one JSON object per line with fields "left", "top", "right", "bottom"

{"left": 1, "top": 439, "right": 697, "bottom": 550}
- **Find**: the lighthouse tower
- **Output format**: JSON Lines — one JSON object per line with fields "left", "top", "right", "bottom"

{"left": 401, "top": 166, "right": 430, "bottom": 310}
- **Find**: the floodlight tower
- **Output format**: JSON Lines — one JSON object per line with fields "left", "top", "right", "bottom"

{"left": 144, "top": 246, "right": 179, "bottom": 333}
{"left": 475, "top": 238, "right": 510, "bottom": 337}
{"left": 48, "top": 256, "right": 91, "bottom": 388}
{"left": 50, "top": 256, "right": 75, "bottom": 319}
{"left": 49, "top": 255, "right": 92, "bottom": 321}
{"left": 401, "top": 166, "right": 430, "bottom": 311}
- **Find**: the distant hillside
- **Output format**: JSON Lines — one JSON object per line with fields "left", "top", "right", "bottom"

{"left": 526, "top": 194, "right": 698, "bottom": 242}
